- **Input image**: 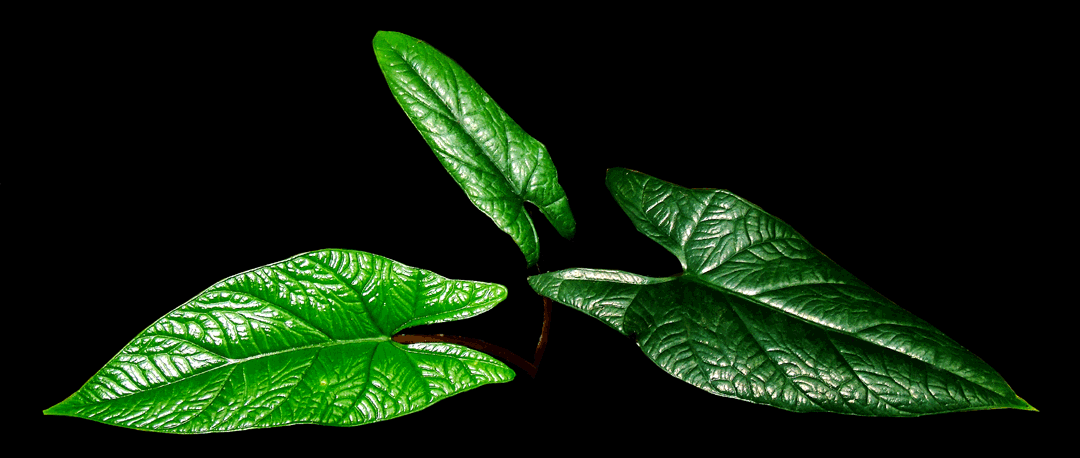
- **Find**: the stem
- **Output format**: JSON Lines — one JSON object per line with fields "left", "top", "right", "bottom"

{"left": 393, "top": 286, "right": 554, "bottom": 378}
{"left": 534, "top": 296, "right": 552, "bottom": 366}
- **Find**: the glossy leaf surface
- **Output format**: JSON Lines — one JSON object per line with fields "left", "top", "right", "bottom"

{"left": 46, "top": 249, "right": 514, "bottom": 432}
{"left": 373, "top": 30, "right": 575, "bottom": 267}
{"left": 529, "top": 168, "right": 1033, "bottom": 416}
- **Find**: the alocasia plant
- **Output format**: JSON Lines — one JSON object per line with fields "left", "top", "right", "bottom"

{"left": 42, "top": 28, "right": 1039, "bottom": 439}
{"left": 44, "top": 249, "right": 514, "bottom": 432}
{"left": 529, "top": 168, "right": 1034, "bottom": 416}
{"left": 373, "top": 30, "right": 576, "bottom": 267}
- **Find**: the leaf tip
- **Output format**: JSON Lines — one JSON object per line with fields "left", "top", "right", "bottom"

{"left": 493, "top": 282, "right": 509, "bottom": 301}
{"left": 604, "top": 167, "right": 627, "bottom": 178}
{"left": 604, "top": 167, "right": 638, "bottom": 188}
{"left": 372, "top": 30, "right": 411, "bottom": 51}
{"left": 1016, "top": 396, "right": 1038, "bottom": 412}
{"left": 42, "top": 401, "right": 68, "bottom": 417}
{"left": 465, "top": 281, "right": 509, "bottom": 315}
{"left": 466, "top": 281, "right": 508, "bottom": 316}
{"left": 373, "top": 30, "right": 422, "bottom": 47}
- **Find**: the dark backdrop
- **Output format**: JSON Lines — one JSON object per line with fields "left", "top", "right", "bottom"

{"left": 27, "top": 11, "right": 1054, "bottom": 454}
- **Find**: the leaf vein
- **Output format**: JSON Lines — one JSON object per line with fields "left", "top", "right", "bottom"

{"left": 169, "top": 365, "right": 237, "bottom": 431}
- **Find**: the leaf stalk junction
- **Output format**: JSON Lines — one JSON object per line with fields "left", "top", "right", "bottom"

{"left": 395, "top": 292, "right": 552, "bottom": 378}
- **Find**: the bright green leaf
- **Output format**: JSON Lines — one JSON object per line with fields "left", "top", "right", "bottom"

{"left": 373, "top": 30, "right": 575, "bottom": 267}
{"left": 45, "top": 249, "right": 514, "bottom": 432}
{"left": 528, "top": 168, "right": 1033, "bottom": 416}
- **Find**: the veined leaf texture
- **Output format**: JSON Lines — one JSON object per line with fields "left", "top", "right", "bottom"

{"left": 36, "top": 23, "right": 1044, "bottom": 445}
{"left": 45, "top": 250, "right": 514, "bottom": 432}
{"left": 373, "top": 31, "right": 576, "bottom": 267}
{"left": 530, "top": 168, "right": 1034, "bottom": 416}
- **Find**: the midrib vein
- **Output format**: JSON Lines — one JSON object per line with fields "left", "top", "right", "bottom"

{"left": 677, "top": 273, "right": 1003, "bottom": 397}
{"left": 224, "top": 336, "right": 389, "bottom": 365}
{"left": 83, "top": 337, "right": 391, "bottom": 407}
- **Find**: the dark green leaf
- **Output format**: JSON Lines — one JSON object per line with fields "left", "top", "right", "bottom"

{"left": 45, "top": 249, "right": 514, "bottom": 432}
{"left": 372, "top": 30, "right": 575, "bottom": 267}
{"left": 529, "top": 168, "right": 1033, "bottom": 416}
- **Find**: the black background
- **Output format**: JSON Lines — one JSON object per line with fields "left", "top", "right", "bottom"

{"left": 23, "top": 7, "right": 1060, "bottom": 454}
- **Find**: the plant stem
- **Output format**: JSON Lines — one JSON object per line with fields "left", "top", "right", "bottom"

{"left": 393, "top": 295, "right": 553, "bottom": 378}
{"left": 534, "top": 296, "right": 552, "bottom": 366}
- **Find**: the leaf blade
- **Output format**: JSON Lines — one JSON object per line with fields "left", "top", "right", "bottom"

{"left": 530, "top": 169, "right": 1032, "bottom": 415}
{"left": 373, "top": 30, "right": 575, "bottom": 266}
{"left": 45, "top": 249, "right": 514, "bottom": 432}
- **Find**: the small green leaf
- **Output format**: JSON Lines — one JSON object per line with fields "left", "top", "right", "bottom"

{"left": 529, "top": 168, "right": 1033, "bottom": 416}
{"left": 373, "top": 30, "right": 575, "bottom": 267}
{"left": 45, "top": 249, "right": 514, "bottom": 432}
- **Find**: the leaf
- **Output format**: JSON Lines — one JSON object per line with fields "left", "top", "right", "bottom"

{"left": 45, "top": 249, "right": 514, "bottom": 432}
{"left": 528, "top": 168, "right": 1034, "bottom": 416}
{"left": 372, "top": 30, "right": 575, "bottom": 267}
